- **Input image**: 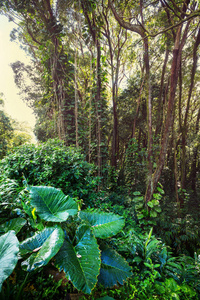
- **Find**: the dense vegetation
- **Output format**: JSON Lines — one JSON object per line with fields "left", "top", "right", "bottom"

{"left": 0, "top": 140, "right": 200, "bottom": 299}
{"left": 0, "top": 0, "right": 200, "bottom": 299}
{"left": 0, "top": 95, "right": 32, "bottom": 158}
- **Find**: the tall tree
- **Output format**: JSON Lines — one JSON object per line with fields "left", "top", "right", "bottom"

{"left": 2, "top": 0, "right": 75, "bottom": 144}
{"left": 81, "top": 0, "right": 104, "bottom": 177}
{"left": 101, "top": 1, "right": 128, "bottom": 168}
{"left": 180, "top": 27, "right": 200, "bottom": 189}
{"left": 109, "top": 0, "right": 200, "bottom": 202}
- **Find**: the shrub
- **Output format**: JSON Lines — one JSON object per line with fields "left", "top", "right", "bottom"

{"left": 0, "top": 139, "right": 99, "bottom": 205}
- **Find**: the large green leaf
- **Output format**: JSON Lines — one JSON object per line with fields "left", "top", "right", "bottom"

{"left": 55, "top": 225, "right": 101, "bottom": 294}
{"left": 79, "top": 210, "right": 124, "bottom": 238}
{"left": 98, "top": 244, "right": 132, "bottom": 288}
{"left": 0, "top": 218, "right": 26, "bottom": 234}
{"left": 0, "top": 231, "right": 19, "bottom": 291}
{"left": 29, "top": 186, "right": 78, "bottom": 222}
{"left": 20, "top": 226, "right": 64, "bottom": 271}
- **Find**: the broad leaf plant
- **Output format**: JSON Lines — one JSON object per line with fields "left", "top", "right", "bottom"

{"left": 0, "top": 185, "right": 131, "bottom": 294}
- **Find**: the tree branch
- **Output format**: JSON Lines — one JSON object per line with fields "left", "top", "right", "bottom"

{"left": 108, "top": 0, "right": 145, "bottom": 37}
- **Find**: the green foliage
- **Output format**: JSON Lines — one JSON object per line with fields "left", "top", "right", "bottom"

{"left": 0, "top": 178, "right": 20, "bottom": 206}
{"left": 0, "top": 178, "right": 24, "bottom": 229}
{"left": 98, "top": 243, "right": 131, "bottom": 288}
{"left": 114, "top": 227, "right": 162, "bottom": 272}
{"left": 55, "top": 225, "right": 101, "bottom": 294}
{"left": 0, "top": 110, "right": 13, "bottom": 159}
{"left": 106, "top": 225, "right": 200, "bottom": 299}
{"left": 0, "top": 231, "right": 19, "bottom": 291}
{"left": 124, "top": 138, "right": 147, "bottom": 193}
{"left": 0, "top": 184, "right": 131, "bottom": 295}
{"left": 154, "top": 277, "right": 199, "bottom": 300}
{"left": 81, "top": 270, "right": 199, "bottom": 299}
{"left": 0, "top": 97, "right": 31, "bottom": 159}
{"left": 1, "top": 181, "right": 200, "bottom": 298}
{"left": 0, "top": 268, "right": 67, "bottom": 300}
{"left": 20, "top": 226, "right": 65, "bottom": 272}
{"left": 8, "top": 120, "right": 33, "bottom": 150}
{"left": 28, "top": 186, "right": 78, "bottom": 222}
{"left": 0, "top": 139, "right": 99, "bottom": 204}
{"left": 28, "top": 273, "right": 64, "bottom": 299}
{"left": 105, "top": 167, "right": 121, "bottom": 192}
{"left": 155, "top": 192, "right": 200, "bottom": 255}
{"left": 0, "top": 218, "right": 26, "bottom": 235}
{"left": 132, "top": 186, "right": 163, "bottom": 228}
{"left": 79, "top": 210, "right": 124, "bottom": 238}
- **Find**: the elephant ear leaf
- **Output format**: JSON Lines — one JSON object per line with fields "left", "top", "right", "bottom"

{"left": 79, "top": 210, "right": 124, "bottom": 238}
{"left": 98, "top": 244, "right": 132, "bottom": 288}
{"left": 20, "top": 226, "right": 64, "bottom": 271}
{"left": 0, "top": 231, "right": 19, "bottom": 291}
{"left": 29, "top": 186, "right": 78, "bottom": 222}
{"left": 0, "top": 218, "right": 26, "bottom": 234}
{"left": 55, "top": 225, "right": 101, "bottom": 294}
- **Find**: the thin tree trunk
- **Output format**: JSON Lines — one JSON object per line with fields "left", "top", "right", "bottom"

{"left": 144, "top": 34, "right": 153, "bottom": 204}
{"left": 131, "top": 76, "right": 145, "bottom": 139}
{"left": 75, "top": 49, "right": 79, "bottom": 147}
{"left": 81, "top": 0, "right": 102, "bottom": 179}
{"left": 190, "top": 108, "right": 200, "bottom": 192}
{"left": 139, "top": 0, "right": 153, "bottom": 205}
{"left": 145, "top": 22, "right": 190, "bottom": 202}
{"left": 155, "top": 47, "right": 169, "bottom": 135}
{"left": 181, "top": 27, "right": 200, "bottom": 189}
{"left": 88, "top": 52, "right": 93, "bottom": 163}
{"left": 96, "top": 37, "right": 102, "bottom": 180}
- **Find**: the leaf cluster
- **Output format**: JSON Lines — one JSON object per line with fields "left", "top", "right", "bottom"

{"left": 0, "top": 139, "right": 99, "bottom": 204}
{"left": 0, "top": 184, "right": 132, "bottom": 295}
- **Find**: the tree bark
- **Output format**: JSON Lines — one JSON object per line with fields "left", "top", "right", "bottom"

{"left": 109, "top": 0, "right": 194, "bottom": 202}
{"left": 181, "top": 27, "right": 200, "bottom": 189}
{"left": 75, "top": 49, "right": 79, "bottom": 147}
{"left": 155, "top": 47, "right": 169, "bottom": 136}
{"left": 81, "top": 0, "right": 102, "bottom": 178}
{"left": 145, "top": 22, "right": 190, "bottom": 202}
{"left": 96, "top": 37, "right": 102, "bottom": 179}
{"left": 190, "top": 108, "right": 200, "bottom": 192}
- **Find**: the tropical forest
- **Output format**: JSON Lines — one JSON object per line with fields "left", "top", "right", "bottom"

{"left": 0, "top": 0, "right": 200, "bottom": 299}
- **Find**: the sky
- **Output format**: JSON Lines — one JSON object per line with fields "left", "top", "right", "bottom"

{"left": 0, "top": 14, "right": 36, "bottom": 128}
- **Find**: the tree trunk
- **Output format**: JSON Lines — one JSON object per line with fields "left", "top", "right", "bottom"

{"left": 139, "top": 0, "right": 153, "bottom": 204}
{"left": 181, "top": 27, "right": 200, "bottom": 189}
{"left": 144, "top": 34, "right": 153, "bottom": 204}
{"left": 155, "top": 47, "right": 169, "bottom": 136}
{"left": 145, "top": 23, "right": 190, "bottom": 202}
{"left": 190, "top": 108, "right": 200, "bottom": 192}
{"left": 81, "top": 0, "right": 102, "bottom": 178}
{"left": 75, "top": 49, "right": 79, "bottom": 147}
{"left": 96, "top": 37, "right": 102, "bottom": 179}
{"left": 131, "top": 75, "right": 145, "bottom": 139}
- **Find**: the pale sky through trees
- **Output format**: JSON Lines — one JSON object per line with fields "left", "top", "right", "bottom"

{"left": 0, "top": 15, "right": 36, "bottom": 128}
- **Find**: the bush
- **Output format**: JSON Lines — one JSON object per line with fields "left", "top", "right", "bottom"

{"left": 108, "top": 227, "right": 200, "bottom": 299}
{"left": 0, "top": 139, "right": 99, "bottom": 205}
